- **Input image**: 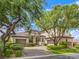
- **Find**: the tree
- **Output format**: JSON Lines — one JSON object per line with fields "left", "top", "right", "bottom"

{"left": 0, "top": 0, "right": 45, "bottom": 56}
{"left": 36, "top": 4, "right": 79, "bottom": 46}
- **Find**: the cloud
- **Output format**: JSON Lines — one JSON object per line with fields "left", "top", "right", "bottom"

{"left": 70, "top": 29, "right": 79, "bottom": 39}
{"left": 76, "top": 0, "right": 79, "bottom": 5}
{"left": 45, "top": 9, "right": 51, "bottom": 11}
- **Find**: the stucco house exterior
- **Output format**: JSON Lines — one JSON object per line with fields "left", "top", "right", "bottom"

{"left": 11, "top": 30, "right": 46, "bottom": 46}
{"left": 11, "top": 29, "right": 75, "bottom": 47}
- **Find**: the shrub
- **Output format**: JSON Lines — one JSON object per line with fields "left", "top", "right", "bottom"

{"left": 11, "top": 43, "right": 23, "bottom": 57}
{"left": 5, "top": 43, "right": 23, "bottom": 57}
{"left": 15, "top": 50, "right": 22, "bottom": 57}
{"left": 76, "top": 45, "right": 79, "bottom": 49}
{"left": 60, "top": 41, "right": 67, "bottom": 47}
{"left": 47, "top": 45, "right": 54, "bottom": 50}
{"left": 0, "top": 42, "right": 23, "bottom": 57}
{"left": 4, "top": 49, "right": 12, "bottom": 57}
{"left": 12, "top": 43, "right": 23, "bottom": 50}
{"left": 60, "top": 41, "right": 67, "bottom": 45}
{"left": 47, "top": 45, "right": 66, "bottom": 50}
{"left": 0, "top": 43, "right": 3, "bottom": 53}
{"left": 47, "top": 44, "right": 79, "bottom": 54}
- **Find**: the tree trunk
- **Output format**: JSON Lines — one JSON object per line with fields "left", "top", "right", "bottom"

{"left": 53, "top": 38, "right": 58, "bottom": 46}
{"left": 1, "top": 16, "right": 21, "bottom": 56}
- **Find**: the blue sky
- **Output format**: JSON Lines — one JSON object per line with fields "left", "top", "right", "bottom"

{"left": 44, "top": 0, "right": 75, "bottom": 10}
{"left": 70, "top": 29, "right": 79, "bottom": 39}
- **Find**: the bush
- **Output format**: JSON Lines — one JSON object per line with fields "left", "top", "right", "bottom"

{"left": 4, "top": 49, "right": 12, "bottom": 57}
{"left": 47, "top": 44, "right": 79, "bottom": 54}
{"left": 0, "top": 43, "right": 3, "bottom": 53}
{"left": 0, "top": 42, "right": 23, "bottom": 57}
{"left": 12, "top": 43, "right": 23, "bottom": 57}
{"left": 12, "top": 43, "right": 23, "bottom": 50}
{"left": 5, "top": 43, "right": 23, "bottom": 57}
{"left": 47, "top": 45, "right": 54, "bottom": 50}
{"left": 76, "top": 45, "right": 79, "bottom": 48}
{"left": 47, "top": 45, "right": 66, "bottom": 50}
{"left": 60, "top": 41, "right": 67, "bottom": 45}
{"left": 15, "top": 50, "right": 22, "bottom": 57}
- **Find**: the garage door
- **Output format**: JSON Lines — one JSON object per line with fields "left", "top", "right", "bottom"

{"left": 16, "top": 39, "right": 26, "bottom": 47}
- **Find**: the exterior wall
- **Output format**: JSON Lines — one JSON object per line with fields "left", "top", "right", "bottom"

{"left": 47, "top": 40, "right": 54, "bottom": 44}
{"left": 26, "top": 38, "right": 29, "bottom": 44}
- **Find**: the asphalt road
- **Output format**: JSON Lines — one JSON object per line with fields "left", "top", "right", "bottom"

{"left": 6, "top": 54, "right": 79, "bottom": 59}
{"left": 25, "top": 54, "right": 79, "bottom": 59}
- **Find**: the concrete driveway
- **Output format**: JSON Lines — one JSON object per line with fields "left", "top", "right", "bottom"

{"left": 23, "top": 46, "right": 53, "bottom": 56}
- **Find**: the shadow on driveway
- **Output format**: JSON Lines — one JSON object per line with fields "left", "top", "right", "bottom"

{"left": 23, "top": 48, "right": 52, "bottom": 56}
{"left": 22, "top": 47, "right": 79, "bottom": 59}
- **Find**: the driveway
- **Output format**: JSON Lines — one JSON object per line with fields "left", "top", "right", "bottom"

{"left": 23, "top": 46, "right": 53, "bottom": 56}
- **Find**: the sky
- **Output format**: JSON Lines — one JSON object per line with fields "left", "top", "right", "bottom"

{"left": 45, "top": 0, "right": 75, "bottom": 10}
{"left": 15, "top": 0, "right": 79, "bottom": 39}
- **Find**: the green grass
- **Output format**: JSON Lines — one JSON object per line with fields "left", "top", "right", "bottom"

{"left": 47, "top": 45, "right": 79, "bottom": 54}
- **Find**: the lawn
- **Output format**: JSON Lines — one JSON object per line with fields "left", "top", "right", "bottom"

{"left": 47, "top": 44, "right": 79, "bottom": 54}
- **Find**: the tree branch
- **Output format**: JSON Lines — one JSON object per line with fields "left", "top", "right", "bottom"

{"left": 0, "top": 30, "right": 5, "bottom": 34}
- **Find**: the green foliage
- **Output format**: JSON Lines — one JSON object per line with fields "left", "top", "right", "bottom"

{"left": 0, "top": 0, "right": 45, "bottom": 57}
{"left": 47, "top": 44, "right": 79, "bottom": 54}
{"left": 4, "top": 49, "right": 12, "bottom": 57}
{"left": 0, "top": 0, "right": 45, "bottom": 31}
{"left": 0, "top": 42, "right": 23, "bottom": 57}
{"left": 0, "top": 41, "right": 4, "bottom": 53}
{"left": 37, "top": 4, "right": 79, "bottom": 31}
{"left": 60, "top": 41, "right": 67, "bottom": 47}
{"left": 11, "top": 43, "right": 23, "bottom": 50}
{"left": 15, "top": 50, "right": 22, "bottom": 57}
{"left": 36, "top": 4, "right": 79, "bottom": 45}
{"left": 47, "top": 45, "right": 66, "bottom": 50}
{"left": 60, "top": 41, "right": 67, "bottom": 45}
